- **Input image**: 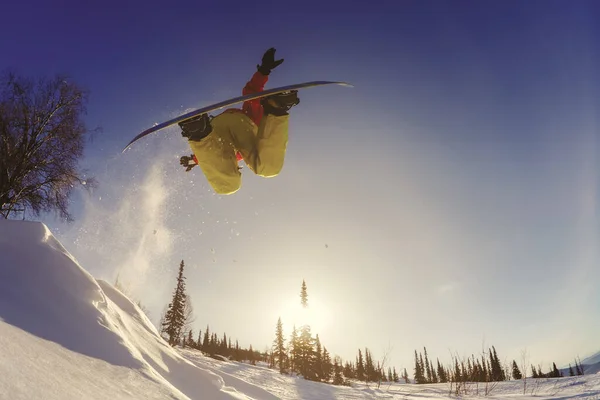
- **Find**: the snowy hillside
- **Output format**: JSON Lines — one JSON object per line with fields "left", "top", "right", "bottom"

{"left": 581, "top": 351, "right": 600, "bottom": 375}
{"left": 0, "top": 219, "right": 599, "bottom": 400}
{"left": 0, "top": 219, "right": 274, "bottom": 400}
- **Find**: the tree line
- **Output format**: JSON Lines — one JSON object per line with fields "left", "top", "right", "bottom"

{"left": 157, "top": 259, "right": 588, "bottom": 391}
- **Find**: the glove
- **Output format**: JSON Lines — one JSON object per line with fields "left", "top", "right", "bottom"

{"left": 180, "top": 155, "right": 197, "bottom": 172}
{"left": 257, "top": 47, "right": 284, "bottom": 76}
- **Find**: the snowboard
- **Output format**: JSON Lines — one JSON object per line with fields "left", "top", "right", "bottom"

{"left": 122, "top": 80, "right": 352, "bottom": 152}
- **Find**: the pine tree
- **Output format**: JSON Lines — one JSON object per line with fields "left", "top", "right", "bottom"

{"left": 186, "top": 330, "right": 194, "bottom": 347}
{"left": 196, "top": 330, "right": 202, "bottom": 350}
{"left": 388, "top": 367, "right": 393, "bottom": 382}
{"left": 552, "top": 362, "right": 561, "bottom": 378}
{"left": 454, "top": 359, "right": 462, "bottom": 383}
{"left": 343, "top": 361, "right": 353, "bottom": 381}
{"left": 298, "top": 325, "right": 315, "bottom": 379}
{"left": 365, "top": 348, "right": 376, "bottom": 382}
{"left": 289, "top": 325, "right": 299, "bottom": 374}
{"left": 273, "top": 317, "right": 287, "bottom": 374}
{"left": 512, "top": 360, "right": 522, "bottom": 380}
{"left": 322, "top": 348, "right": 332, "bottom": 381}
{"left": 300, "top": 280, "right": 308, "bottom": 308}
{"left": 414, "top": 350, "right": 425, "bottom": 384}
{"left": 489, "top": 346, "right": 504, "bottom": 381}
{"left": 314, "top": 334, "right": 323, "bottom": 380}
{"left": 162, "top": 260, "right": 188, "bottom": 346}
{"left": 393, "top": 367, "right": 399, "bottom": 383}
{"left": 403, "top": 368, "right": 410, "bottom": 383}
{"left": 424, "top": 347, "right": 432, "bottom": 383}
{"left": 356, "top": 349, "right": 366, "bottom": 381}
{"left": 333, "top": 356, "right": 344, "bottom": 385}
{"left": 437, "top": 359, "right": 447, "bottom": 383}
{"left": 531, "top": 365, "right": 538, "bottom": 378}
{"left": 248, "top": 344, "right": 255, "bottom": 365}
{"left": 203, "top": 325, "right": 210, "bottom": 351}
{"left": 575, "top": 357, "right": 584, "bottom": 375}
{"left": 569, "top": 364, "right": 574, "bottom": 377}
{"left": 430, "top": 360, "right": 438, "bottom": 383}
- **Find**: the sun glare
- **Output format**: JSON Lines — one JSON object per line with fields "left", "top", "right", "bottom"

{"left": 277, "top": 296, "right": 331, "bottom": 336}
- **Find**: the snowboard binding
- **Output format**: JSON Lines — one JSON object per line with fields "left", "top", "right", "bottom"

{"left": 179, "top": 113, "right": 212, "bottom": 142}
{"left": 261, "top": 90, "right": 300, "bottom": 116}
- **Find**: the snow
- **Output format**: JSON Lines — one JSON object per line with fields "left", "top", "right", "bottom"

{"left": 580, "top": 351, "right": 600, "bottom": 375}
{"left": 1, "top": 219, "right": 599, "bottom": 400}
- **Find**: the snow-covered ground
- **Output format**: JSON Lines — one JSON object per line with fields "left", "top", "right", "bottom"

{"left": 0, "top": 219, "right": 599, "bottom": 400}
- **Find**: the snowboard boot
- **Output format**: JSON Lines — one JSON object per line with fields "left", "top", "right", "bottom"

{"left": 179, "top": 113, "right": 212, "bottom": 142}
{"left": 261, "top": 90, "right": 300, "bottom": 116}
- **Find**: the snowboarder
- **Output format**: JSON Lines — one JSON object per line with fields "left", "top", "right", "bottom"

{"left": 178, "top": 48, "right": 300, "bottom": 195}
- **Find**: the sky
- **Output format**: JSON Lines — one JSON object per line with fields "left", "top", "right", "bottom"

{"left": 1, "top": 0, "right": 599, "bottom": 373}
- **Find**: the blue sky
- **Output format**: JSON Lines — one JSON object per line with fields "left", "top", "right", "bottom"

{"left": 2, "top": 0, "right": 599, "bottom": 372}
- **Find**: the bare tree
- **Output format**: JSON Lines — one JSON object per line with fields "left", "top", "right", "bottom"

{"left": 377, "top": 343, "right": 393, "bottom": 389}
{"left": 0, "top": 71, "right": 97, "bottom": 221}
{"left": 520, "top": 349, "right": 529, "bottom": 395}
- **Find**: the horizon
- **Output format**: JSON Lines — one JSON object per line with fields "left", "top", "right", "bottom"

{"left": 1, "top": 0, "right": 599, "bottom": 374}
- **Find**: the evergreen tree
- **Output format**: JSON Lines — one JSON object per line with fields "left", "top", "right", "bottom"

{"left": 489, "top": 346, "right": 504, "bottom": 381}
{"left": 298, "top": 325, "right": 315, "bottom": 379}
{"left": 300, "top": 280, "right": 308, "bottom": 308}
{"left": 482, "top": 356, "right": 489, "bottom": 381}
{"left": 512, "top": 360, "right": 522, "bottom": 380}
{"left": 248, "top": 344, "right": 255, "bottom": 365}
{"left": 356, "top": 349, "right": 366, "bottom": 381}
{"left": 437, "top": 359, "right": 447, "bottom": 383}
{"left": 365, "top": 348, "right": 376, "bottom": 382}
{"left": 403, "top": 368, "right": 410, "bottom": 383}
{"left": 289, "top": 325, "right": 299, "bottom": 374}
{"left": 162, "top": 260, "right": 188, "bottom": 346}
{"left": 343, "top": 360, "right": 353, "bottom": 381}
{"left": 203, "top": 325, "right": 210, "bottom": 351}
{"left": 273, "top": 317, "right": 287, "bottom": 374}
{"left": 314, "top": 334, "right": 323, "bottom": 380}
{"left": 430, "top": 360, "right": 438, "bottom": 383}
{"left": 388, "top": 367, "right": 393, "bottom": 382}
{"left": 552, "top": 362, "right": 561, "bottom": 378}
{"left": 531, "top": 365, "right": 538, "bottom": 378}
{"left": 569, "top": 363, "right": 575, "bottom": 377}
{"left": 424, "top": 347, "right": 432, "bottom": 383}
{"left": 414, "top": 350, "right": 425, "bottom": 384}
{"left": 196, "top": 330, "right": 202, "bottom": 350}
{"left": 186, "top": 330, "right": 194, "bottom": 347}
{"left": 333, "top": 357, "right": 344, "bottom": 385}
{"left": 575, "top": 357, "right": 584, "bottom": 375}
{"left": 322, "top": 347, "right": 332, "bottom": 381}
{"left": 454, "top": 359, "right": 462, "bottom": 383}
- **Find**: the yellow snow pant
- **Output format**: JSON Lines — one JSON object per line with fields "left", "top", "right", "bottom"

{"left": 187, "top": 112, "right": 289, "bottom": 195}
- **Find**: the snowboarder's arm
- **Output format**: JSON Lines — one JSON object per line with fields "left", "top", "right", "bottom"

{"left": 242, "top": 71, "right": 269, "bottom": 96}
{"left": 241, "top": 72, "right": 268, "bottom": 126}
{"left": 241, "top": 48, "right": 284, "bottom": 125}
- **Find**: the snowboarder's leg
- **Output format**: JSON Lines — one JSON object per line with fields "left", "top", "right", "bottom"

{"left": 230, "top": 90, "right": 298, "bottom": 177}
{"left": 250, "top": 114, "right": 289, "bottom": 177}
{"left": 213, "top": 112, "right": 289, "bottom": 178}
{"left": 187, "top": 120, "right": 241, "bottom": 195}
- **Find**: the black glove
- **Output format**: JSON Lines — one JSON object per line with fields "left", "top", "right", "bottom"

{"left": 180, "top": 155, "right": 197, "bottom": 172}
{"left": 257, "top": 47, "right": 284, "bottom": 76}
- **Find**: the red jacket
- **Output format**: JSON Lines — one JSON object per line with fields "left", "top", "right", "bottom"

{"left": 193, "top": 71, "right": 267, "bottom": 164}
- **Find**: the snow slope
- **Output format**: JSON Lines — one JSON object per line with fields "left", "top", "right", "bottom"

{"left": 0, "top": 219, "right": 599, "bottom": 400}
{"left": 581, "top": 351, "right": 600, "bottom": 375}
{"left": 0, "top": 219, "right": 275, "bottom": 400}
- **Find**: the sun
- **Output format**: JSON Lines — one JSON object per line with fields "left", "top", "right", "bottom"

{"left": 277, "top": 296, "right": 331, "bottom": 336}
